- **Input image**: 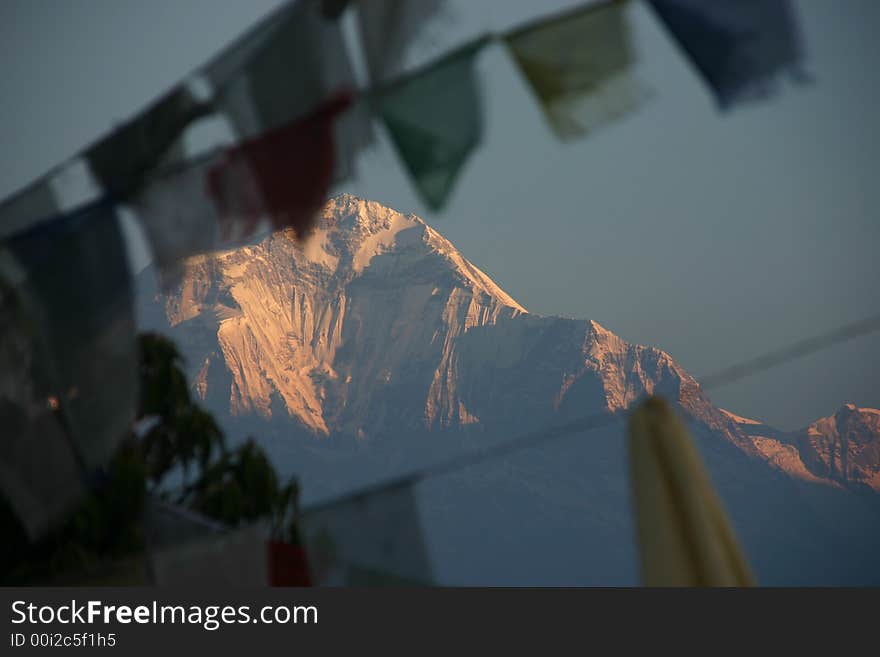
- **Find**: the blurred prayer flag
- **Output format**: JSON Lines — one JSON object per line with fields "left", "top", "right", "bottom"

{"left": 505, "top": 0, "right": 649, "bottom": 141}
{"left": 648, "top": 0, "right": 808, "bottom": 108}
{"left": 376, "top": 37, "right": 487, "bottom": 210}
{"left": 628, "top": 397, "right": 755, "bottom": 586}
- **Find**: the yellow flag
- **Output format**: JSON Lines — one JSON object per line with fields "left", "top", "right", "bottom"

{"left": 628, "top": 397, "right": 755, "bottom": 586}
{"left": 504, "top": 0, "right": 649, "bottom": 140}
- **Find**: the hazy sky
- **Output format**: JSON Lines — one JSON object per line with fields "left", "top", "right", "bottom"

{"left": 1, "top": 0, "right": 877, "bottom": 430}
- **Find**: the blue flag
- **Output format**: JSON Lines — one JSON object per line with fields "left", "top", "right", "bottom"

{"left": 3, "top": 201, "right": 137, "bottom": 480}
{"left": 649, "top": 0, "right": 808, "bottom": 108}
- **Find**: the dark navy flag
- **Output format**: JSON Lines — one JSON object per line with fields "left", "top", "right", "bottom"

{"left": 649, "top": 0, "right": 808, "bottom": 109}
{"left": 1, "top": 200, "right": 138, "bottom": 533}
{"left": 0, "top": 268, "right": 86, "bottom": 539}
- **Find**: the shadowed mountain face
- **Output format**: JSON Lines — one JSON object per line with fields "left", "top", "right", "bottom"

{"left": 137, "top": 195, "right": 880, "bottom": 585}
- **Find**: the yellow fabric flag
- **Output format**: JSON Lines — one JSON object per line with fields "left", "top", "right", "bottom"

{"left": 628, "top": 397, "right": 755, "bottom": 586}
{"left": 504, "top": 0, "right": 649, "bottom": 140}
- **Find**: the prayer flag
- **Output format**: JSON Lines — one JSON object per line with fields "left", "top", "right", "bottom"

{"left": 0, "top": 263, "right": 86, "bottom": 539}
{"left": 151, "top": 524, "right": 269, "bottom": 586}
{"left": 130, "top": 150, "right": 262, "bottom": 288}
{"left": 207, "top": 0, "right": 371, "bottom": 181}
{"left": 356, "top": 0, "right": 445, "bottom": 83}
{"left": 4, "top": 201, "right": 138, "bottom": 474}
{"left": 628, "top": 397, "right": 755, "bottom": 586}
{"left": 0, "top": 182, "right": 59, "bottom": 241}
{"left": 133, "top": 94, "right": 351, "bottom": 285}
{"left": 648, "top": 0, "right": 807, "bottom": 108}
{"left": 303, "top": 481, "right": 433, "bottom": 586}
{"left": 376, "top": 38, "right": 487, "bottom": 210}
{"left": 0, "top": 158, "right": 102, "bottom": 240}
{"left": 505, "top": 0, "right": 648, "bottom": 140}
{"left": 207, "top": 93, "right": 352, "bottom": 238}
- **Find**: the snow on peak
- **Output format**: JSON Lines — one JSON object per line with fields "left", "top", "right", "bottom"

{"left": 294, "top": 194, "right": 526, "bottom": 312}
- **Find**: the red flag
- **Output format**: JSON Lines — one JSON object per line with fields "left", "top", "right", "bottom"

{"left": 207, "top": 92, "right": 353, "bottom": 240}
{"left": 268, "top": 540, "right": 313, "bottom": 586}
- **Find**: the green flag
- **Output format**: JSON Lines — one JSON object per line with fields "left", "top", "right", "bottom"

{"left": 376, "top": 37, "right": 488, "bottom": 211}
{"left": 505, "top": 0, "right": 648, "bottom": 141}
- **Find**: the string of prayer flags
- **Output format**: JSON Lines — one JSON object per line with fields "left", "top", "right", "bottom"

{"left": 86, "top": 85, "right": 213, "bottom": 198}
{"left": 303, "top": 481, "right": 433, "bottom": 586}
{"left": 0, "top": 264, "right": 87, "bottom": 539}
{"left": 628, "top": 397, "right": 755, "bottom": 586}
{"left": 0, "top": 0, "right": 816, "bottom": 247}
{"left": 3, "top": 201, "right": 138, "bottom": 477}
{"left": 375, "top": 37, "right": 488, "bottom": 211}
{"left": 504, "top": 0, "right": 649, "bottom": 141}
{"left": 648, "top": 0, "right": 808, "bottom": 109}
{"left": 356, "top": 0, "right": 445, "bottom": 83}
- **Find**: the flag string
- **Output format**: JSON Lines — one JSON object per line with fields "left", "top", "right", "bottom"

{"left": 0, "top": 0, "right": 625, "bottom": 230}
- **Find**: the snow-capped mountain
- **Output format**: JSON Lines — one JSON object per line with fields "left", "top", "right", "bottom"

{"left": 139, "top": 194, "right": 751, "bottom": 447}
{"left": 137, "top": 195, "right": 880, "bottom": 585}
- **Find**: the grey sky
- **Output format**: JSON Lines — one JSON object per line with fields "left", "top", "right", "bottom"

{"left": 1, "top": 0, "right": 877, "bottom": 430}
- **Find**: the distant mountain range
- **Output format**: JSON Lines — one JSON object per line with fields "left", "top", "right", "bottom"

{"left": 136, "top": 194, "right": 880, "bottom": 585}
{"left": 722, "top": 404, "right": 880, "bottom": 493}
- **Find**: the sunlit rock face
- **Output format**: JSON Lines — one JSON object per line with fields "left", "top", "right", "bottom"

{"left": 797, "top": 404, "right": 880, "bottom": 491}
{"left": 724, "top": 404, "right": 880, "bottom": 493}
{"left": 151, "top": 194, "right": 525, "bottom": 435}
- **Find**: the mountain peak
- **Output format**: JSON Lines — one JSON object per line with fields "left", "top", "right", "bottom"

{"left": 320, "top": 193, "right": 422, "bottom": 231}
{"left": 149, "top": 197, "right": 532, "bottom": 433}
{"left": 278, "top": 194, "right": 528, "bottom": 313}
